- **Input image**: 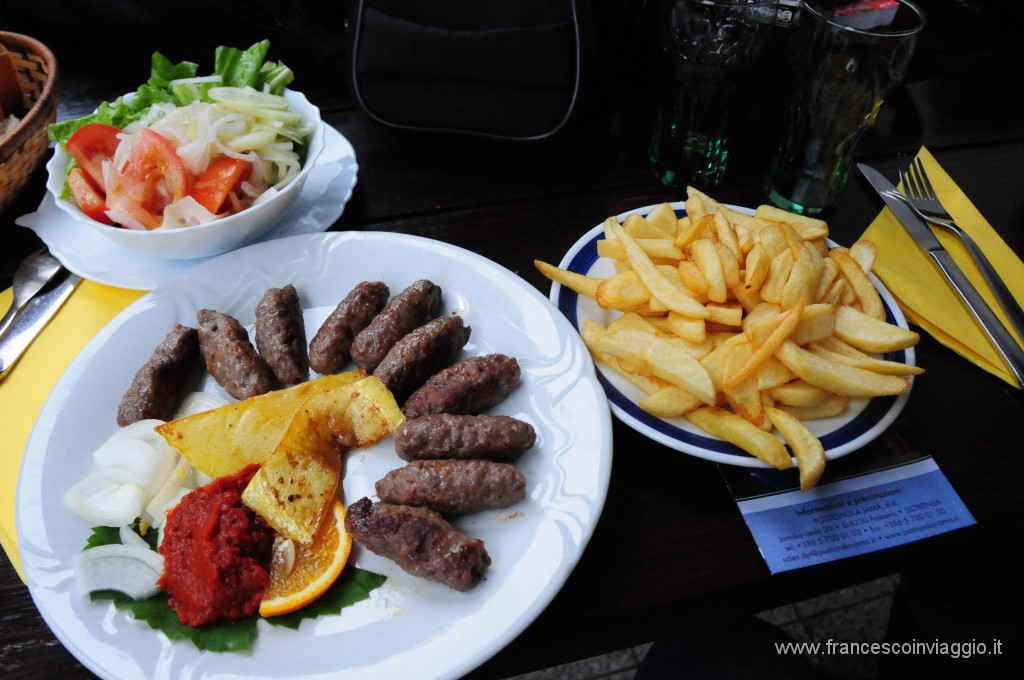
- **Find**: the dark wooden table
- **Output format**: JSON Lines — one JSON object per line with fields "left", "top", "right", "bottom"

{"left": 3, "top": 2, "right": 1023, "bottom": 678}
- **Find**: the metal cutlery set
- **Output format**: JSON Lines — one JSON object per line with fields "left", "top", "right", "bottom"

{"left": 0, "top": 249, "right": 80, "bottom": 381}
{"left": 858, "top": 159, "right": 1024, "bottom": 388}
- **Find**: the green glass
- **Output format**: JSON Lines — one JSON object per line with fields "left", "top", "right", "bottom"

{"left": 765, "top": 0, "right": 925, "bottom": 215}
{"left": 649, "top": 0, "right": 777, "bottom": 190}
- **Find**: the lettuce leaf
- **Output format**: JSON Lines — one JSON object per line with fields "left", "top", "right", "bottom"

{"left": 47, "top": 40, "right": 293, "bottom": 146}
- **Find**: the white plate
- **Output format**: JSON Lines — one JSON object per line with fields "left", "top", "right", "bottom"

{"left": 550, "top": 201, "right": 914, "bottom": 468}
{"left": 17, "top": 232, "right": 612, "bottom": 680}
{"left": 16, "top": 124, "right": 358, "bottom": 291}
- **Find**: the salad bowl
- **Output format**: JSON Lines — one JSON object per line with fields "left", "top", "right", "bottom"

{"left": 45, "top": 88, "right": 325, "bottom": 261}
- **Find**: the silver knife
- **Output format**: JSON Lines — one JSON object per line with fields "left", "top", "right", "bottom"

{"left": 0, "top": 271, "right": 82, "bottom": 381}
{"left": 858, "top": 163, "right": 1024, "bottom": 388}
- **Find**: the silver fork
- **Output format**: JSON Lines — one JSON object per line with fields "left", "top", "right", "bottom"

{"left": 898, "top": 153, "right": 1024, "bottom": 345}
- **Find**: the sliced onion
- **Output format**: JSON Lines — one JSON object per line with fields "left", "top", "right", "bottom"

{"left": 92, "top": 437, "right": 177, "bottom": 500}
{"left": 118, "top": 525, "right": 151, "bottom": 551}
{"left": 64, "top": 469, "right": 146, "bottom": 527}
{"left": 174, "top": 391, "right": 230, "bottom": 418}
{"left": 143, "top": 456, "right": 193, "bottom": 528}
{"left": 73, "top": 543, "right": 163, "bottom": 600}
{"left": 161, "top": 196, "right": 221, "bottom": 229}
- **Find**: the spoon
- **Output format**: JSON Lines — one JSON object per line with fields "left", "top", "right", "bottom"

{"left": 0, "top": 248, "right": 65, "bottom": 341}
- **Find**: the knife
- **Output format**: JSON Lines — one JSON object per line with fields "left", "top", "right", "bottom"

{"left": 858, "top": 163, "right": 1024, "bottom": 388}
{"left": 0, "top": 271, "right": 82, "bottom": 381}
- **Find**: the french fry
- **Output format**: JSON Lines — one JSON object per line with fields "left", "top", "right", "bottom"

{"left": 722, "top": 342, "right": 768, "bottom": 429}
{"left": 640, "top": 386, "right": 704, "bottom": 418}
{"left": 766, "top": 406, "right": 826, "bottom": 491}
{"left": 829, "top": 248, "right": 885, "bottom": 320}
{"left": 686, "top": 406, "right": 791, "bottom": 469}
{"left": 769, "top": 380, "right": 831, "bottom": 407}
{"left": 726, "top": 300, "right": 806, "bottom": 388}
{"left": 585, "top": 327, "right": 716, "bottom": 405}
{"left": 834, "top": 304, "right": 921, "bottom": 353}
{"left": 775, "top": 340, "right": 910, "bottom": 397}
{"left": 755, "top": 204, "right": 829, "bottom": 241}
{"left": 645, "top": 203, "right": 680, "bottom": 234}
{"left": 849, "top": 240, "right": 877, "bottom": 273}
{"left": 743, "top": 242, "right": 769, "bottom": 292}
{"left": 668, "top": 311, "right": 707, "bottom": 344}
{"left": 781, "top": 242, "right": 824, "bottom": 311}
{"left": 610, "top": 222, "right": 709, "bottom": 319}
{"left": 678, "top": 259, "right": 711, "bottom": 296}
{"left": 535, "top": 260, "right": 600, "bottom": 300}
{"left": 715, "top": 241, "right": 741, "bottom": 288}
{"left": 714, "top": 212, "right": 742, "bottom": 261}
{"left": 789, "top": 303, "right": 836, "bottom": 345}
{"left": 598, "top": 237, "right": 683, "bottom": 262}
{"left": 691, "top": 238, "right": 728, "bottom": 303}
{"left": 774, "top": 395, "right": 848, "bottom": 421}
{"left": 810, "top": 336, "right": 925, "bottom": 376}
{"left": 597, "top": 269, "right": 651, "bottom": 310}
{"left": 623, "top": 211, "right": 673, "bottom": 238}
{"left": 760, "top": 250, "right": 795, "bottom": 304}
{"left": 706, "top": 302, "right": 744, "bottom": 327}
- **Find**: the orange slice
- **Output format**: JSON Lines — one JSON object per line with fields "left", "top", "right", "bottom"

{"left": 259, "top": 499, "right": 351, "bottom": 617}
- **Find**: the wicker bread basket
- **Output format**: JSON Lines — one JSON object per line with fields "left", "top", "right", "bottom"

{"left": 0, "top": 31, "right": 59, "bottom": 217}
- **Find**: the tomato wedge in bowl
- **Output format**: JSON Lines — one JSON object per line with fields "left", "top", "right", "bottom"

{"left": 46, "top": 89, "right": 324, "bottom": 260}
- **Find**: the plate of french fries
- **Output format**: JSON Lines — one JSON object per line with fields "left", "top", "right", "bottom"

{"left": 535, "top": 187, "right": 923, "bottom": 491}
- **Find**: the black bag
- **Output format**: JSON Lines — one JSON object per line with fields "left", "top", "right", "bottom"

{"left": 346, "top": 0, "right": 594, "bottom": 140}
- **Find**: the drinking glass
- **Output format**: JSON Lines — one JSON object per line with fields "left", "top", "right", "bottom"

{"left": 648, "top": 0, "right": 777, "bottom": 190}
{"left": 764, "top": 0, "right": 925, "bottom": 215}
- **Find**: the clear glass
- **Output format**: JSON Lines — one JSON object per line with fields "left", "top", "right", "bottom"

{"left": 764, "top": 0, "right": 925, "bottom": 215}
{"left": 648, "top": 0, "right": 777, "bottom": 190}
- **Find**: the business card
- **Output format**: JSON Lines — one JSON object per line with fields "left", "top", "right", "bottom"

{"left": 719, "top": 438, "right": 975, "bottom": 574}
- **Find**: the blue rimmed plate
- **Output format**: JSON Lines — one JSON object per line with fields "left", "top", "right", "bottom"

{"left": 549, "top": 201, "right": 915, "bottom": 468}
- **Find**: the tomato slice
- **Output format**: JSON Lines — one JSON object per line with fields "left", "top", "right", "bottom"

{"left": 190, "top": 157, "right": 251, "bottom": 214}
{"left": 105, "top": 129, "right": 189, "bottom": 229}
{"left": 65, "top": 123, "right": 121, "bottom": 190}
{"left": 66, "top": 167, "right": 112, "bottom": 224}
{"left": 120, "top": 129, "right": 190, "bottom": 208}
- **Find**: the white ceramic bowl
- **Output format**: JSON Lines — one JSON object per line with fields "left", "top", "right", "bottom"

{"left": 45, "top": 89, "right": 325, "bottom": 261}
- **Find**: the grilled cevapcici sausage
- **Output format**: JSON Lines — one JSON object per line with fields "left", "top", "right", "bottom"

{"left": 394, "top": 413, "right": 537, "bottom": 462}
{"left": 254, "top": 283, "right": 308, "bottom": 386}
{"left": 375, "top": 460, "right": 526, "bottom": 515}
{"left": 402, "top": 353, "right": 521, "bottom": 419}
{"left": 308, "top": 281, "right": 390, "bottom": 375}
{"left": 373, "top": 314, "right": 471, "bottom": 403}
{"left": 345, "top": 497, "right": 491, "bottom": 591}
{"left": 116, "top": 324, "right": 200, "bottom": 426}
{"left": 350, "top": 279, "right": 442, "bottom": 373}
{"left": 197, "top": 309, "right": 275, "bottom": 400}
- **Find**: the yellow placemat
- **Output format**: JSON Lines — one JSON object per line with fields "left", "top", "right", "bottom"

{"left": 0, "top": 280, "right": 143, "bottom": 581}
{"left": 861, "top": 147, "right": 1024, "bottom": 387}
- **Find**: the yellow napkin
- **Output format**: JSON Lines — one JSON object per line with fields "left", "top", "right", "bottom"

{"left": 861, "top": 147, "right": 1024, "bottom": 387}
{"left": 0, "top": 281, "right": 143, "bottom": 581}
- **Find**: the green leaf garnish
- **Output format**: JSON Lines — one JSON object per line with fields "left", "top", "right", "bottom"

{"left": 82, "top": 523, "right": 385, "bottom": 651}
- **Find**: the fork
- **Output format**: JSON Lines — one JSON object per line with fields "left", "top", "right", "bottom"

{"left": 898, "top": 153, "right": 1024, "bottom": 345}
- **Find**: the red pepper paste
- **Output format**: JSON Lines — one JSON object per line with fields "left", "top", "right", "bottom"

{"left": 158, "top": 464, "right": 275, "bottom": 626}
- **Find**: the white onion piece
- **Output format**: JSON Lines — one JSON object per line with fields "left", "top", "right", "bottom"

{"left": 64, "top": 469, "right": 146, "bottom": 527}
{"left": 118, "top": 525, "right": 151, "bottom": 551}
{"left": 143, "top": 456, "right": 193, "bottom": 528}
{"left": 161, "top": 196, "right": 221, "bottom": 228}
{"left": 174, "top": 391, "right": 230, "bottom": 418}
{"left": 108, "top": 419, "right": 166, "bottom": 446}
{"left": 73, "top": 544, "right": 163, "bottom": 600}
{"left": 92, "top": 437, "right": 177, "bottom": 500}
